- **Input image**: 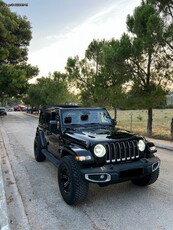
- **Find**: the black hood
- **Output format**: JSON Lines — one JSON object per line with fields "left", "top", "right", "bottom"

{"left": 63, "top": 127, "right": 142, "bottom": 147}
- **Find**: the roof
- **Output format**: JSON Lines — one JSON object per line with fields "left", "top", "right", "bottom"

{"left": 40, "top": 104, "right": 80, "bottom": 111}
{"left": 40, "top": 105, "right": 106, "bottom": 112}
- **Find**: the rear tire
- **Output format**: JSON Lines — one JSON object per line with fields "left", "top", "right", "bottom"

{"left": 34, "top": 136, "right": 46, "bottom": 162}
{"left": 58, "top": 156, "right": 89, "bottom": 205}
{"left": 132, "top": 168, "right": 159, "bottom": 186}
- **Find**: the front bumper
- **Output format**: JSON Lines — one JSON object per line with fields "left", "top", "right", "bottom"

{"left": 81, "top": 157, "right": 160, "bottom": 185}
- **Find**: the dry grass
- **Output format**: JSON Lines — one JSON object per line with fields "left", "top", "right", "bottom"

{"left": 109, "top": 109, "right": 173, "bottom": 140}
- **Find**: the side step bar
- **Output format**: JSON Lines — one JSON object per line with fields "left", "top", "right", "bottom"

{"left": 42, "top": 149, "right": 60, "bottom": 168}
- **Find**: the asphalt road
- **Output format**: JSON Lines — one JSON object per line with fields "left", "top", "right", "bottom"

{"left": 1, "top": 112, "right": 173, "bottom": 230}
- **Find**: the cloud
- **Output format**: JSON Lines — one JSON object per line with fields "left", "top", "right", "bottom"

{"left": 28, "top": 0, "right": 140, "bottom": 77}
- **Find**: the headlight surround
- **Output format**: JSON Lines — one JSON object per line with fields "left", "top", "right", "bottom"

{"left": 138, "top": 140, "right": 146, "bottom": 151}
{"left": 94, "top": 144, "right": 106, "bottom": 157}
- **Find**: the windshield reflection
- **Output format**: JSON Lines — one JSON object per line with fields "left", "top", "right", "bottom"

{"left": 62, "top": 109, "right": 112, "bottom": 126}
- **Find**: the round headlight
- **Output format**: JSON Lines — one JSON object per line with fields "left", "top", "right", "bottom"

{"left": 138, "top": 140, "right": 145, "bottom": 151}
{"left": 94, "top": 144, "right": 106, "bottom": 157}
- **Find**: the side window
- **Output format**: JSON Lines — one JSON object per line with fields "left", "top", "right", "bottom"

{"left": 39, "top": 111, "right": 45, "bottom": 124}
{"left": 39, "top": 110, "right": 51, "bottom": 127}
{"left": 51, "top": 112, "right": 56, "bottom": 120}
{"left": 45, "top": 112, "right": 51, "bottom": 125}
{"left": 55, "top": 110, "right": 60, "bottom": 122}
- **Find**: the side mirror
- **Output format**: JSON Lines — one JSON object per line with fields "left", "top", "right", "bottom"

{"left": 49, "top": 120, "right": 59, "bottom": 132}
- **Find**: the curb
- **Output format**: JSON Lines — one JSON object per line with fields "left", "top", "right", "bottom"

{"left": 0, "top": 164, "right": 10, "bottom": 230}
{"left": 145, "top": 137, "right": 173, "bottom": 152}
{"left": 155, "top": 144, "right": 173, "bottom": 151}
{"left": 0, "top": 128, "right": 30, "bottom": 230}
{"left": 24, "top": 112, "right": 38, "bottom": 118}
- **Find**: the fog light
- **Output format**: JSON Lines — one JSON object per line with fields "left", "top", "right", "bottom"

{"left": 152, "top": 161, "right": 160, "bottom": 172}
{"left": 100, "top": 174, "right": 105, "bottom": 179}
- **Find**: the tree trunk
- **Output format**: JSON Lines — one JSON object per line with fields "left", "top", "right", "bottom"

{"left": 113, "top": 107, "right": 117, "bottom": 121}
{"left": 171, "top": 118, "right": 173, "bottom": 140}
{"left": 147, "top": 108, "right": 152, "bottom": 137}
{"left": 112, "top": 107, "right": 117, "bottom": 130}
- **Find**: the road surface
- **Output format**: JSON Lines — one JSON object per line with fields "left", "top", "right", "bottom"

{"left": 0, "top": 112, "right": 173, "bottom": 230}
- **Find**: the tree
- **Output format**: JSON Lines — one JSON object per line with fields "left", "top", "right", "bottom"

{"left": 102, "top": 35, "right": 134, "bottom": 118}
{"left": 85, "top": 39, "right": 106, "bottom": 76}
{"left": 66, "top": 39, "right": 124, "bottom": 111}
{"left": 26, "top": 72, "right": 73, "bottom": 107}
{"left": 65, "top": 38, "right": 133, "bottom": 121}
{"left": 125, "top": 1, "right": 173, "bottom": 136}
{"left": 0, "top": 0, "right": 39, "bottom": 103}
{"left": 148, "top": 0, "right": 173, "bottom": 18}
{"left": 148, "top": 0, "right": 173, "bottom": 63}
{"left": 66, "top": 55, "right": 101, "bottom": 106}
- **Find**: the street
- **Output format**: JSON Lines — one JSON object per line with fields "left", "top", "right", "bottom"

{"left": 0, "top": 112, "right": 173, "bottom": 230}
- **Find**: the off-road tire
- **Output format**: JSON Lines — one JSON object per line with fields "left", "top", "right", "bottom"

{"left": 132, "top": 168, "right": 159, "bottom": 186}
{"left": 34, "top": 136, "right": 46, "bottom": 162}
{"left": 58, "top": 156, "right": 89, "bottom": 205}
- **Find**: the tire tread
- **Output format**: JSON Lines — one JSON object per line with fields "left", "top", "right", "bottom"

{"left": 132, "top": 168, "right": 160, "bottom": 186}
{"left": 58, "top": 156, "right": 89, "bottom": 205}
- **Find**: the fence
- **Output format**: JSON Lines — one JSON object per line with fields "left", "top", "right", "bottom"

{"left": 109, "top": 109, "right": 173, "bottom": 140}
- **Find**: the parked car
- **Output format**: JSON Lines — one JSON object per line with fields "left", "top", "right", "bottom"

{"left": 14, "top": 105, "right": 26, "bottom": 111}
{"left": 34, "top": 105, "right": 160, "bottom": 205}
{"left": 7, "top": 107, "right": 13, "bottom": 112}
{"left": 20, "top": 106, "right": 26, "bottom": 111}
{"left": 14, "top": 105, "right": 21, "bottom": 111}
{"left": 0, "top": 107, "right": 7, "bottom": 116}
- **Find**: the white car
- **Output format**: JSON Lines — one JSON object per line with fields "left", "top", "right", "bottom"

{"left": 0, "top": 107, "right": 7, "bottom": 116}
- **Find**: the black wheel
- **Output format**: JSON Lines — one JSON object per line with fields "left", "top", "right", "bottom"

{"left": 58, "top": 156, "right": 89, "bottom": 205}
{"left": 132, "top": 168, "right": 160, "bottom": 186}
{"left": 34, "top": 136, "right": 46, "bottom": 162}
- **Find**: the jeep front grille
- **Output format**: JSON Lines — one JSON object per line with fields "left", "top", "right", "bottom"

{"left": 105, "top": 141, "right": 139, "bottom": 163}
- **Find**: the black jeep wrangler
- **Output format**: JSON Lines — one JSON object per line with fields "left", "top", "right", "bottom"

{"left": 34, "top": 105, "right": 160, "bottom": 205}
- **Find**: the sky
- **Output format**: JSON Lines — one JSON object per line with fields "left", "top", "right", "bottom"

{"left": 5, "top": 0, "right": 141, "bottom": 78}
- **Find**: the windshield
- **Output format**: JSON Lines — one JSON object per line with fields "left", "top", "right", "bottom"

{"left": 61, "top": 108, "right": 112, "bottom": 126}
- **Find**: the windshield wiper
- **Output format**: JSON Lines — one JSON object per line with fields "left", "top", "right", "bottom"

{"left": 88, "top": 123, "right": 99, "bottom": 125}
{"left": 89, "top": 123, "right": 112, "bottom": 126}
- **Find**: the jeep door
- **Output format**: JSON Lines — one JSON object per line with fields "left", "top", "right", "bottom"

{"left": 46, "top": 111, "right": 61, "bottom": 158}
{"left": 47, "top": 130, "right": 61, "bottom": 157}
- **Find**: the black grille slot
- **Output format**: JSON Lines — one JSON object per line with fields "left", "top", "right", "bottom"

{"left": 105, "top": 141, "right": 139, "bottom": 163}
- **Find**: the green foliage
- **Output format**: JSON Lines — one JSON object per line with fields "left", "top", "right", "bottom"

{"left": 0, "top": 65, "right": 26, "bottom": 98}
{"left": 125, "top": 1, "right": 172, "bottom": 99}
{"left": 65, "top": 39, "right": 129, "bottom": 109}
{"left": 85, "top": 39, "right": 107, "bottom": 76}
{"left": 148, "top": 0, "right": 173, "bottom": 18}
{"left": 0, "top": 0, "right": 39, "bottom": 100}
{"left": 103, "top": 34, "right": 132, "bottom": 85}
{"left": 26, "top": 72, "right": 73, "bottom": 106}
{"left": 127, "top": 3, "right": 163, "bottom": 41}
{"left": 0, "top": 1, "right": 31, "bottom": 64}
{"left": 148, "top": 0, "right": 173, "bottom": 63}
{"left": 125, "top": 1, "right": 173, "bottom": 136}
{"left": 65, "top": 0, "right": 173, "bottom": 132}
{"left": 66, "top": 40, "right": 108, "bottom": 106}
